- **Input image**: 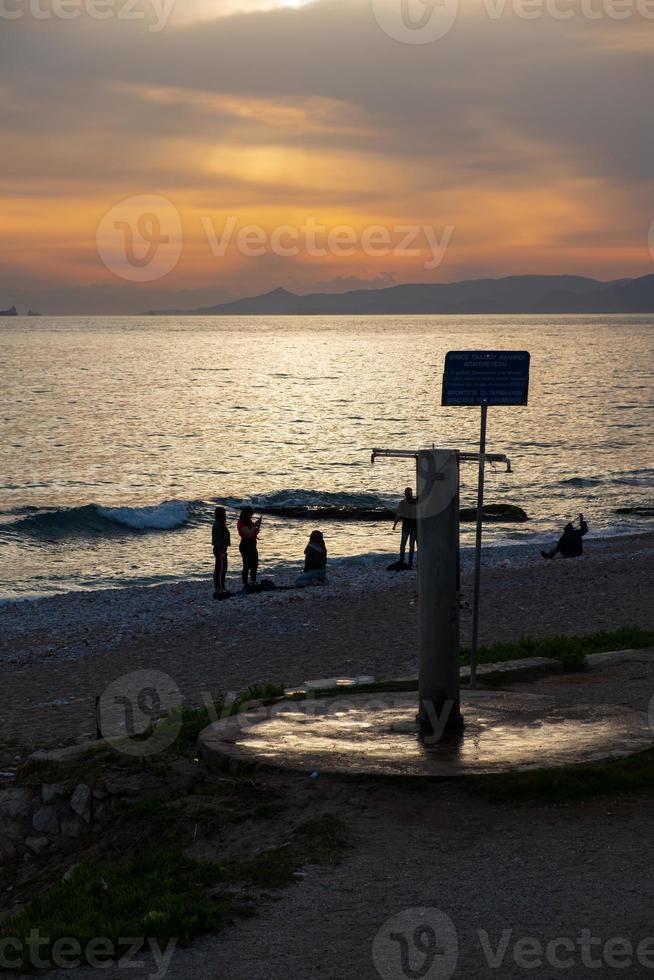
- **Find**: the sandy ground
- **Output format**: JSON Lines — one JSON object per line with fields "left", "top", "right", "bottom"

{"left": 1, "top": 533, "right": 653, "bottom": 762}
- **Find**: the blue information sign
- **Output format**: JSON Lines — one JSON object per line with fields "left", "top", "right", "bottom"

{"left": 442, "top": 350, "right": 530, "bottom": 406}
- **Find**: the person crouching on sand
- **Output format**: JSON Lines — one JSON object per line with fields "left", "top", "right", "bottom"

{"left": 541, "top": 514, "right": 588, "bottom": 559}
{"left": 296, "top": 530, "right": 327, "bottom": 587}
{"left": 212, "top": 506, "right": 231, "bottom": 596}
{"left": 237, "top": 506, "right": 261, "bottom": 590}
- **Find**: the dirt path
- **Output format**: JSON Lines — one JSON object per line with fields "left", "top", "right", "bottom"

{"left": 36, "top": 651, "right": 654, "bottom": 980}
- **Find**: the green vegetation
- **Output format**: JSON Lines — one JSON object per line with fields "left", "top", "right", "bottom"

{"left": 2, "top": 810, "right": 347, "bottom": 971}
{"left": 466, "top": 747, "right": 654, "bottom": 805}
{"left": 2, "top": 849, "right": 231, "bottom": 970}
{"left": 459, "top": 626, "right": 654, "bottom": 671}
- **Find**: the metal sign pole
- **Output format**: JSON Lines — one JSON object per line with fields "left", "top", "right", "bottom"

{"left": 469, "top": 403, "right": 488, "bottom": 690}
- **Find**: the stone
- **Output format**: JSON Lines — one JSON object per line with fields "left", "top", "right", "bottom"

{"left": 41, "top": 783, "right": 65, "bottom": 804}
{"left": 70, "top": 784, "right": 92, "bottom": 823}
{"left": 61, "top": 817, "right": 83, "bottom": 839}
{"left": 2, "top": 820, "right": 24, "bottom": 842}
{"left": 26, "top": 836, "right": 50, "bottom": 855}
{"left": 32, "top": 805, "right": 60, "bottom": 836}
{"left": 27, "top": 741, "right": 99, "bottom": 767}
{"left": 0, "top": 839, "right": 17, "bottom": 863}
{"left": 92, "top": 785, "right": 108, "bottom": 800}
{"left": 105, "top": 773, "right": 163, "bottom": 796}
{"left": 93, "top": 803, "right": 111, "bottom": 825}
{"left": 62, "top": 863, "right": 81, "bottom": 882}
{"left": 2, "top": 788, "right": 31, "bottom": 820}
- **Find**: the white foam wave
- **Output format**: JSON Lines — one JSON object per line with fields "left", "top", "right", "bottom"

{"left": 97, "top": 501, "right": 190, "bottom": 530}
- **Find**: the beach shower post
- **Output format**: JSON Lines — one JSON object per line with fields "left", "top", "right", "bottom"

{"left": 371, "top": 445, "right": 511, "bottom": 739}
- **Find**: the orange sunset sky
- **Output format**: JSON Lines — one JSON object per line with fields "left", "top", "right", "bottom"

{"left": 1, "top": 0, "right": 653, "bottom": 313}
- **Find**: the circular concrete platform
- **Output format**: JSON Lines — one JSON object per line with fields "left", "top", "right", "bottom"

{"left": 199, "top": 690, "right": 654, "bottom": 778}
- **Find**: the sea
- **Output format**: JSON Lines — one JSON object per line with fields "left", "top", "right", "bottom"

{"left": 1, "top": 315, "right": 652, "bottom": 601}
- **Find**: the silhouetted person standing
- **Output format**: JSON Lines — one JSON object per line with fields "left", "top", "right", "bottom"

{"left": 212, "top": 506, "right": 231, "bottom": 595}
{"left": 237, "top": 506, "right": 261, "bottom": 589}
{"left": 542, "top": 514, "right": 588, "bottom": 559}
{"left": 393, "top": 486, "right": 418, "bottom": 568}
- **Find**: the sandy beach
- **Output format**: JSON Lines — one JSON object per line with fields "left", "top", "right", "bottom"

{"left": 0, "top": 532, "right": 652, "bottom": 762}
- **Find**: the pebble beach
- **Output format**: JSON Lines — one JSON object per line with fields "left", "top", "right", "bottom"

{"left": 1, "top": 531, "right": 653, "bottom": 762}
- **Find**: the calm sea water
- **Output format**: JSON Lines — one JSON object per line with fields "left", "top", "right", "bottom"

{"left": 1, "top": 315, "right": 652, "bottom": 600}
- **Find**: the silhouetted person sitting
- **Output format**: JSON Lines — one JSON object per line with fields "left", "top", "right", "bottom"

{"left": 296, "top": 530, "right": 327, "bottom": 587}
{"left": 541, "top": 514, "right": 588, "bottom": 559}
{"left": 393, "top": 487, "right": 417, "bottom": 568}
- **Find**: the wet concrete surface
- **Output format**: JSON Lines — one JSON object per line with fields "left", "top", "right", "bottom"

{"left": 200, "top": 685, "right": 654, "bottom": 777}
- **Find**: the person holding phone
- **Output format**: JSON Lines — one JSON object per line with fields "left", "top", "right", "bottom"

{"left": 237, "top": 506, "right": 262, "bottom": 589}
{"left": 541, "top": 514, "right": 588, "bottom": 559}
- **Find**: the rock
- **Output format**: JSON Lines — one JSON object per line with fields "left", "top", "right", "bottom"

{"left": 32, "top": 805, "right": 60, "bottom": 836}
{"left": 2, "top": 788, "right": 31, "bottom": 819}
{"left": 92, "top": 785, "right": 108, "bottom": 801}
{"left": 105, "top": 773, "right": 164, "bottom": 796}
{"left": 0, "top": 839, "right": 17, "bottom": 863}
{"left": 42, "top": 783, "right": 65, "bottom": 804}
{"left": 27, "top": 741, "right": 99, "bottom": 767}
{"left": 93, "top": 802, "right": 111, "bottom": 825}
{"left": 61, "top": 817, "right": 83, "bottom": 839}
{"left": 62, "top": 863, "right": 81, "bottom": 882}
{"left": 459, "top": 503, "right": 529, "bottom": 523}
{"left": 26, "top": 836, "right": 50, "bottom": 855}
{"left": 2, "top": 821, "right": 24, "bottom": 842}
{"left": 70, "top": 784, "right": 92, "bottom": 823}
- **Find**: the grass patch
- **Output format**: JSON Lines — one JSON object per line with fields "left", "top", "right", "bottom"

{"left": 465, "top": 747, "right": 654, "bottom": 805}
{"left": 459, "top": 626, "right": 654, "bottom": 672}
{"left": 1, "top": 813, "right": 347, "bottom": 971}
{"left": 1, "top": 849, "right": 232, "bottom": 971}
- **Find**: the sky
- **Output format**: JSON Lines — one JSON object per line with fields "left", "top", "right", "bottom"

{"left": 1, "top": 0, "right": 653, "bottom": 313}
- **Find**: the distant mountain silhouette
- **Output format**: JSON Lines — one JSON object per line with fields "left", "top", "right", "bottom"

{"left": 148, "top": 274, "right": 654, "bottom": 316}
{"left": 0, "top": 305, "right": 17, "bottom": 316}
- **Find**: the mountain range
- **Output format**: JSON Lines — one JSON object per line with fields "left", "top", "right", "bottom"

{"left": 149, "top": 273, "right": 654, "bottom": 316}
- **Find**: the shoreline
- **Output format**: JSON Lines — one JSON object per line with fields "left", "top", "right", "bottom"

{"left": 1, "top": 530, "right": 653, "bottom": 760}
{"left": 2, "top": 530, "right": 654, "bottom": 663}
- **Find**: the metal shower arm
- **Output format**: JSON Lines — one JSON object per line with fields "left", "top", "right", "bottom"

{"left": 371, "top": 447, "right": 512, "bottom": 473}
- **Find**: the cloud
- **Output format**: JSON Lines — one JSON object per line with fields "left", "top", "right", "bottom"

{"left": 0, "top": 0, "right": 653, "bottom": 311}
